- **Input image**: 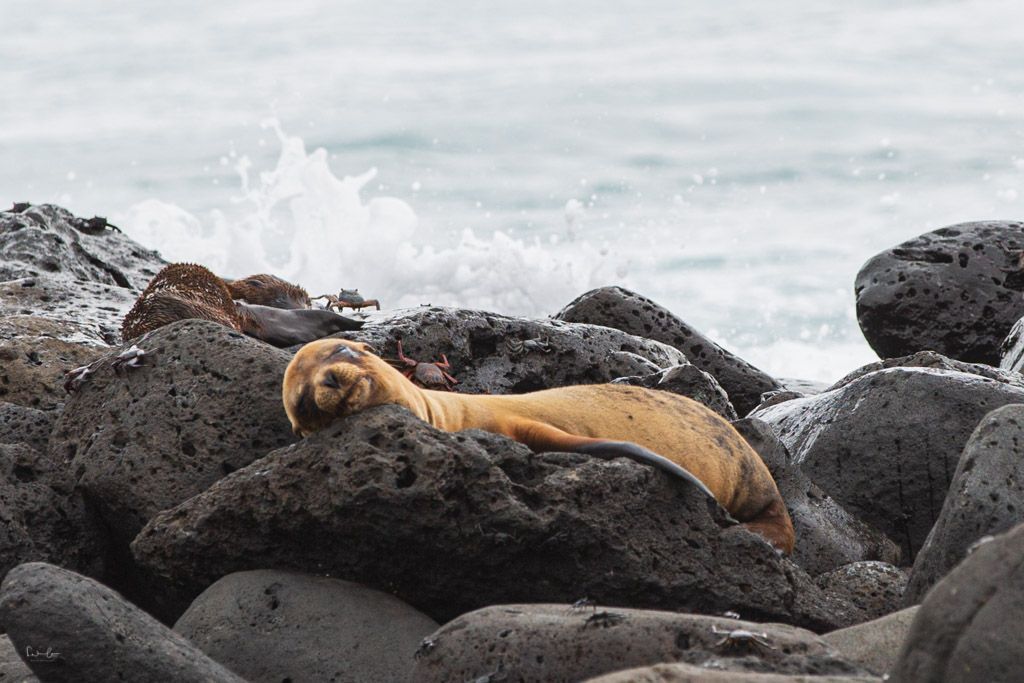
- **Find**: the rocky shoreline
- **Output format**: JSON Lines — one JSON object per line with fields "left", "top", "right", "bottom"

{"left": 2, "top": 204, "right": 1024, "bottom": 681}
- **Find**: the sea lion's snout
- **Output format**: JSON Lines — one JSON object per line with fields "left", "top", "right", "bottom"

{"left": 283, "top": 338, "right": 382, "bottom": 437}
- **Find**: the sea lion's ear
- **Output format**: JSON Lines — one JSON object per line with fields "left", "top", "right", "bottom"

{"left": 358, "top": 342, "right": 377, "bottom": 355}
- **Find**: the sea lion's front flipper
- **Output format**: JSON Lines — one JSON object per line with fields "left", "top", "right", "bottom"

{"left": 238, "top": 303, "right": 364, "bottom": 347}
{"left": 509, "top": 420, "right": 735, "bottom": 523}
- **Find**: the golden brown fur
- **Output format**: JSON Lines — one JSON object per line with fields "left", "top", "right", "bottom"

{"left": 283, "top": 338, "right": 795, "bottom": 552}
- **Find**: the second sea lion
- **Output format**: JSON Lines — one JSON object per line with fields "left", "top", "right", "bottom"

{"left": 282, "top": 338, "right": 796, "bottom": 552}
{"left": 122, "top": 263, "right": 363, "bottom": 347}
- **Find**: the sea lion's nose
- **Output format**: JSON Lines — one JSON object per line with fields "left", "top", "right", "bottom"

{"left": 322, "top": 371, "right": 340, "bottom": 389}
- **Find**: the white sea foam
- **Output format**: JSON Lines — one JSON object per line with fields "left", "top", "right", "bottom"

{"left": 119, "top": 121, "right": 623, "bottom": 317}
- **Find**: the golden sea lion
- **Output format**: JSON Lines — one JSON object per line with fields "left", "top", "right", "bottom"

{"left": 282, "top": 338, "right": 795, "bottom": 552}
{"left": 122, "top": 263, "right": 364, "bottom": 347}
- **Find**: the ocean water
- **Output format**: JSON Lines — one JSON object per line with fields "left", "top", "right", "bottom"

{"left": 3, "top": 0, "right": 1024, "bottom": 381}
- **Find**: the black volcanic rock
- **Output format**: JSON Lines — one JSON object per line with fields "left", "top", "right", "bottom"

{"left": 132, "top": 405, "right": 865, "bottom": 632}
{"left": 892, "top": 522, "right": 1024, "bottom": 682}
{"left": 855, "top": 221, "right": 1024, "bottom": 365}
{"left": 732, "top": 419, "right": 900, "bottom": 577}
{"left": 814, "top": 562, "right": 907, "bottom": 622}
{"left": 554, "top": 287, "right": 781, "bottom": 415}
{"left": 0, "top": 562, "right": 243, "bottom": 683}
{"left": 0, "top": 403, "right": 54, "bottom": 454}
{"left": 339, "top": 306, "right": 690, "bottom": 394}
{"left": 48, "top": 320, "right": 296, "bottom": 552}
{"left": 750, "top": 366, "right": 1024, "bottom": 559}
{"left": 904, "top": 405, "right": 1024, "bottom": 605}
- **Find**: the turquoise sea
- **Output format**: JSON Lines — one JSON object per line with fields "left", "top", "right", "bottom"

{"left": 3, "top": 0, "right": 1023, "bottom": 380}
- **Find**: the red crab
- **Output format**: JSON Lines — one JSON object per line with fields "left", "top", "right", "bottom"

{"left": 387, "top": 340, "right": 459, "bottom": 391}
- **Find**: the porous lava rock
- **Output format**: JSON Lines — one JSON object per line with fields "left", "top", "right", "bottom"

{"left": 132, "top": 405, "right": 865, "bottom": 632}
{"left": 814, "top": 562, "right": 906, "bottom": 622}
{"left": 750, "top": 366, "right": 1024, "bottom": 559}
{"left": 855, "top": 221, "right": 1024, "bottom": 365}
{"left": 554, "top": 287, "right": 781, "bottom": 415}
{"left": 174, "top": 570, "right": 438, "bottom": 683}
{"left": 0, "top": 404, "right": 54, "bottom": 453}
{"left": 0, "top": 562, "right": 244, "bottom": 683}
{"left": 412, "top": 604, "right": 869, "bottom": 683}
{"left": 891, "top": 522, "right": 1024, "bottom": 682}
{"left": 0, "top": 318, "right": 105, "bottom": 410}
{"left": 48, "top": 319, "right": 296, "bottom": 552}
{"left": 0, "top": 203, "right": 164, "bottom": 345}
{"left": 0, "top": 443, "right": 102, "bottom": 584}
{"left": 904, "top": 404, "right": 1024, "bottom": 605}
{"left": 613, "top": 364, "right": 737, "bottom": 419}
{"left": 822, "top": 606, "right": 919, "bottom": 676}
{"left": 339, "top": 306, "right": 689, "bottom": 394}
{"left": 732, "top": 419, "right": 900, "bottom": 577}
{"left": 831, "top": 350, "right": 1024, "bottom": 392}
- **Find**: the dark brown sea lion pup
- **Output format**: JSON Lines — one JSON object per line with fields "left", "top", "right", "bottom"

{"left": 224, "top": 273, "right": 311, "bottom": 310}
{"left": 282, "top": 338, "right": 796, "bottom": 553}
{"left": 122, "top": 263, "right": 363, "bottom": 347}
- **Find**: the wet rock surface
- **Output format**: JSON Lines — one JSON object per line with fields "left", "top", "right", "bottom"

{"left": 0, "top": 204, "right": 164, "bottom": 346}
{"left": 892, "top": 521, "right": 1024, "bottom": 683}
{"left": 822, "top": 606, "right": 919, "bottom": 677}
{"left": 48, "top": 319, "right": 296, "bottom": 552}
{"left": 904, "top": 404, "right": 1024, "bottom": 605}
{"left": 732, "top": 419, "right": 900, "bottom": 577}
{"left": 132, "top": 405, "right": 864, "bottom": 632}
{"left": 175, "top": 570, "right": 437, "bottom": 683}
{"left": 814, "top": 562, "right": 906, "bottom": 622}
{"left": 613, "top": 364, "right": 737, "bottom": 419}
{"left": 0, "top": 562, "right": 244, "bottom": 683}
{"left": 750, "top": 366, "right": 1024, "bottom": 559}
{"left": 855, "top": 221, "right": 1024, "bottom": 365}
{"left": 339, "top": 306, "right": 690, "bottom": 394}
{"left": 413, "top": 604, "right": 870, "bottom": 683}
{"left": 830, "top": 349, "right": 1024, "bottom": 392}
{"left": 554, "top": 287, "right": 781, "bottom": 415}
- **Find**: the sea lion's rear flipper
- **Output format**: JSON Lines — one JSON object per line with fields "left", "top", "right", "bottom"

{"left": 508, "top": 420, "right": 734, "bottom": 523}
{"left": 237, "top": 303, "right": 364, "bottom": 347}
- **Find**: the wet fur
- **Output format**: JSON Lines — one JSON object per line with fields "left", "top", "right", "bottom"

{"left": 283, "top": 339, "right": 795, "bottom": 552}
{"left": 122, "top": 263, "right": 363, "bottom": 346}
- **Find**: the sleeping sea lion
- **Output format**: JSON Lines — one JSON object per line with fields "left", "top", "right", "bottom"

{"left": 282, "top": 338, "right": 795, "bottom": 553}
{"left": 122, "top": 263, "right": 363, "bottom": 347}
{"left": 225, "top": 273, "right": 311, "bottom": 310}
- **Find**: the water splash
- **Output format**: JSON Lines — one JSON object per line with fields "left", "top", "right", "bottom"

{"left": 120, "top": 120, "right": 621, "bottom": 316}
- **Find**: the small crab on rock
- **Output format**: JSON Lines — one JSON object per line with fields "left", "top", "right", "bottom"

{"left": 317, "top": 288, "right": 381, "bottom": 312}
{"left": 386, "top": 340, "right": 459, "bottom": 391}
{"left": 112, "top": 345, "right": 156, "bottom": 374}
{"left": 710, "top": 625, "right": 777, "bottom": 654}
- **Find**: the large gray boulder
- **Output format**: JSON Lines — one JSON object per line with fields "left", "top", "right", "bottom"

{"left": 891, "top": 522, "right": 1024, "bottom": 682}
{"left": 174, "top": 570, "right": 438, "bottom": 683}
{"left": 48, "top": 319, "right": 296, "bottom": 552}
{"left": 751, "top": 366, "right": 1024, "bottom": 558}
{"left": 585, "top": 663, "right": 878, "bottom": 682}
{"left": 814, "top": 562, "right": 906, "bottom": 622}
{"left": 904, "top": 404, "right": 1024, "bottom": 604}
{"left": 855, "top": 221, "right": 1024, "bottom": 365}
{"left": 823, "top": 606, "right": 919, "bottom": 677}
{"left": 133, "top": 405, "right": 865, "bottom": 632}
{"left": 554, "top": 287, "right": 781, "bottom": 414}
{"left": 732, "top": 419, "right": 900, "bottom": 577}
{"left": 340, "top": 306, "right": 690, "bottom": 395}
{"left": 0, "top": 562, "right": 243, "bottom": 683}
{"left": 412, "top": 604, "right": 869, "bottom": 683}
